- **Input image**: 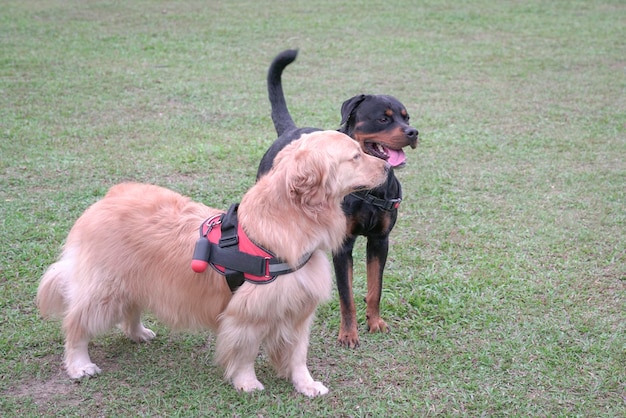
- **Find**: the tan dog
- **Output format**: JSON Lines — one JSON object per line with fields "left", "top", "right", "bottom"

{"left": 36, "top": 130, "right": 389, "bottom": 397}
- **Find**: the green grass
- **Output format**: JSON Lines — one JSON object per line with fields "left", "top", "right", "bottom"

{"left": 1, "top": 0, "right": 625, "bottom": 416}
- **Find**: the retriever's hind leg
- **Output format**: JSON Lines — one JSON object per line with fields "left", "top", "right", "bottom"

{"left": 63, "top": 333, "right": 101, "bottom": 379}
{"left": 62, "top": 303, "right": 112, "bottom": 379}
{"left": 120, "top": 304, "right": 156, "bottom": 343}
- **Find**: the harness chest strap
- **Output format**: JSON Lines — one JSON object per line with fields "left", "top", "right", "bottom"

{"left": 190, "top": 204, "right": 311, "bottom": 291}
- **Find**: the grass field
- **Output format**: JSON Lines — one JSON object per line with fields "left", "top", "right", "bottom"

{"left": 1, "top": 0, "right": 625, "bottom": 416}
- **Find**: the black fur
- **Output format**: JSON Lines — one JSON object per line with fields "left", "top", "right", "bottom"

{"left": 257, "top": 50, "right": 418, "bottom": 348}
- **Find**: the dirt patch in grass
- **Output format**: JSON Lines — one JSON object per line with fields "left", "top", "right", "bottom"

{"left": 8, "top": 369, "right": 81, "bottom": 411}
{"left": 4, "top": 351, "right": 124, "bottom": 414}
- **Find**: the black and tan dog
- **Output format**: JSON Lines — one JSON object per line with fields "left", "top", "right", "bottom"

{"left": 257, "top": 50, "right": 419, "bottom": 348}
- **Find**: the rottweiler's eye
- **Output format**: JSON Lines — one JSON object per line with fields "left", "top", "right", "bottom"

{"left": 378, "top": 117, "right": 389, "bottom": 123}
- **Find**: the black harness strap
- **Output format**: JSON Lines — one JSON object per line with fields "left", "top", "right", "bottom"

{"left": 215, "top": 204, "right": 246, "bottom": 290}
{"left": 350, "top": 190, "right": 402, "bottom": 211}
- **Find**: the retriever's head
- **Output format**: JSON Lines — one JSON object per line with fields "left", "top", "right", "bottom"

{"left": 274, "top": 130, "right": 389, "bottom": 213}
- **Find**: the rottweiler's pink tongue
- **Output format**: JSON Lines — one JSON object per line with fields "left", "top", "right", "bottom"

{"left": 387, "top": 148, "right": 406, "bottom": 167}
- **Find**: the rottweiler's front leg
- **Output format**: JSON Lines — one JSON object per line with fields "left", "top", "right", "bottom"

{"left": 365, "top": 235, "right": 390, "bottom": 334}
{"left": 333, "top": 236, "right": 360, "bottom": 348}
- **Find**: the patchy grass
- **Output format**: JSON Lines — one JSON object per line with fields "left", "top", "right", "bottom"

{"left": 1, "top": 0, "right": 625, "bottom": 416}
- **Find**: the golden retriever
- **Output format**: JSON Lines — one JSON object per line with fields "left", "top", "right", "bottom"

{"left": 36, "top": 130, "right": 389, "bottom": 397}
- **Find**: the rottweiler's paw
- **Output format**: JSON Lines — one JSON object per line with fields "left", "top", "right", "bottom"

{"left": 367, "top": 316, "right": 389, "bottom": 334}
{"left": 338, "top": 328, "right": 360, "bottom": 348}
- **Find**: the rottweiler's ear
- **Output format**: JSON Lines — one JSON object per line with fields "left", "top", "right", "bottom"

{"left": 340, "top": 95, "right": 367, "bottom": 128}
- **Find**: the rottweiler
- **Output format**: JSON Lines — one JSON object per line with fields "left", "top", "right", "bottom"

{"left": 257, "top": 50, "right": 419, "bottom": 348}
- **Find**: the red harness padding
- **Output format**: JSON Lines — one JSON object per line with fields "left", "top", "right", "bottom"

{"left": 191, "top": 204, "right": 310, "bottom": 291}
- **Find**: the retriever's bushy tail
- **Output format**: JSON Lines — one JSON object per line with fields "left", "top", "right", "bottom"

{"left": 36, "top": 250, "right": 73, "bottom": 319}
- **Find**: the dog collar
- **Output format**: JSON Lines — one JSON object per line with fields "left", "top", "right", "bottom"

{"left": 350, "top": 190, "right": 401, "bottom": 211}
{"left": 191, "top": 204, "right": 311, "bottom": 292}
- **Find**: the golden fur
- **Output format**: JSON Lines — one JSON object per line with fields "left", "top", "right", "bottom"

{"left": 36, "top": 130, "right": 388, "bottom": 397}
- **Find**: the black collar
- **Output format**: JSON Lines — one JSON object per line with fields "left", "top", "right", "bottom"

{"left": 350, "top": 190, "right": 401, "bottom": 211}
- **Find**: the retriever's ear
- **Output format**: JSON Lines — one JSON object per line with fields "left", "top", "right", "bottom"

{"left": 286, "top": 148, "right": 335, "bottom": 212}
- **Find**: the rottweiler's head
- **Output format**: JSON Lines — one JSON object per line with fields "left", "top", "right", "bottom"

{"left": 339, "top": 95, "right": 418, "bottom": 168}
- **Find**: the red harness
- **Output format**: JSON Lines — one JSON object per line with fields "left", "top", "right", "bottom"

{"left": 191, "top": 204, "right": 310, "bottom": 291}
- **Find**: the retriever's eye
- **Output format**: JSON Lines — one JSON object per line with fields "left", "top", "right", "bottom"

{"left": 353, "top": 153, "right": 361, "bottom": 161}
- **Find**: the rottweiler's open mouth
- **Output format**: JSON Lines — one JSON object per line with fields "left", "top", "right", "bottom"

{"left": 365, "top": 142, "right": 406, "bottom": 167}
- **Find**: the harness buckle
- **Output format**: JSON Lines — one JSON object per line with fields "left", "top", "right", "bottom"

{"left": 219, "top": 234, "right": 239, "bottom": 248}
{"left": 388, "top": 198, "right": 402, "bottom": 211}
{"left": 263, "top": 256, "right": 272, "bottom": 278}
